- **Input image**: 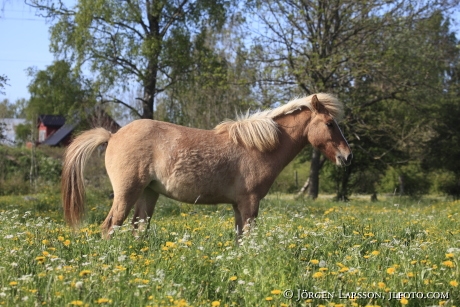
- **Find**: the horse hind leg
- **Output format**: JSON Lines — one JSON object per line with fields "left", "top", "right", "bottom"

{"left": 101, "top": 184, "right": 145, "bottom": 239}
{"left": 132, "top": 187, "right": 159, "bottom": 236}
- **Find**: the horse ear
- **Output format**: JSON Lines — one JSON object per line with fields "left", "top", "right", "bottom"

{"left": 310, "top": 95, "right": 320, "bottom": 113}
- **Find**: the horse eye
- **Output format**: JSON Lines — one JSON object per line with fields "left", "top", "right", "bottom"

{"left": 326, "top": 122, "right": 333, "bottom": 128}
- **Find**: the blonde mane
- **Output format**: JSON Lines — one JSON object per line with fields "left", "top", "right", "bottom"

{"left": 214, "top": 93, "right": 343, "bottom": 152}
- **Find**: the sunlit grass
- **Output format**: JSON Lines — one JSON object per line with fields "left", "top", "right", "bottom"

{"left": 0, "top": 194, "right": 458, "bottom": 306}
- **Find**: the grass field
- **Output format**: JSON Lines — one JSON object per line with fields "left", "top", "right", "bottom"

{"left": 0, "top": 193, "right": 459, "bottom": 306}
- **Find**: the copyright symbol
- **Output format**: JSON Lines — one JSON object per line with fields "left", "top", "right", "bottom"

{"left": 283, "top": 289, "right": 294, "bottom": 299}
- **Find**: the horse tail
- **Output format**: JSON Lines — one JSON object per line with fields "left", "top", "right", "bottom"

{"left": 62, "top": 127, "right": 112, "bottom": 227}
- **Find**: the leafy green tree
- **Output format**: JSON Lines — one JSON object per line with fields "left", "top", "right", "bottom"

{"left": 26, "top": 60, "right": 94, "bottom": 120}
{"left": 247, "top": 0, "right": 459, "bottom": 199}
{"left": 0, "top": 98, "right": 27, "bottom": 118}
{"left": 27, "top": 0, "right": 230, "bottom": 119}
{"left": 0, "top": 74, "right": 8, "bottom": 96}
{"left": 340, "top": 11, "right": 460, "bottom": 199}
{"left": 156, "top": 25, "right": 258, "bottom": 129}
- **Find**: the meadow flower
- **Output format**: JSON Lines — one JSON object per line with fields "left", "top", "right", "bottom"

{"left": 445, "top": 253, "right": 454, "bottom": 258}
{"left": 265, "top": 297, "right": 273, "bottom": 301}
{"left": 70, "top": 300, "right": 84, "bottom": 306}
{"left": 75, "top": 281, "right": 84, "bottom": 289}
{"left": 271, "top": 289, "right": 282, "bottom": 295}
{"left": 371, "top": 250, "right": 380, "bottom": 256}
{"left": 386, "top": 267, "right": 396, "bottom": 275}
{"left": 211, "top": 301, "right": 220, "bottom": 307}
{"left": 35, "top": 256, "right": 46, "bottom": 264}
{"left": 96, "top": 298, "right": 112, "bottom": 304}
{"left": 229, "top": 276, "right": 237, "bottom": 281}
{"left": 449, "top": 280, "right": 458, "bottom": 287}
{"left": 79, "top": 270, "right": 91, "bottom": 277}
{"left": 310, "top": 259, "right": 319, "bottom": 265}
{"left": 312, "top": 272, "right": 324, "bottom": 278}
{"left": 400, "top": 297, "right": 409, "bottom": 305}
{"left": 165, "top": 241, "right": 176, "bottom": 248}
{"left": 442, "top": 260, "right": 455, "bottom": 268}
{"left": 9, "top": 281, "right": 17, "bottom": 286}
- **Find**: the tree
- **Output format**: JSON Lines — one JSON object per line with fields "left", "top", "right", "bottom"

{"left": 27, "top": 0, "right": 230, "bottom": 119}
{"left": 339, "top": 11, "right": 460, "bottom": 198}
{"left": 0, "top": 74, "right": 8, "bottom": 96}
{"left": 156, "top": 19, "right": 258, "bottom": 129}
{"left": 26, "top": 60, "right": 94, "bottom": 120}
{"left": 247, "top": 0, "right": 459, "bottom": 199}
{"left": 0, "top": 98, "right": 27, "bottom": 118}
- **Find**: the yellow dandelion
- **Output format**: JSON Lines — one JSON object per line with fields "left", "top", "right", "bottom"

{"left": 42, "top": 239, "right": 50, "bottom": 245}
{"left": 446, "top": 253, "right": 454, "bottom": 258}
{"left": 9, "top": 281, "right": 18, "bottom": 286}
{"left": 450, "top": 280, "right": 458, "bottom": 287}
{"left": 371, "top": 250, "right": 380, "bottom": 256}
{"left": 211, "top": 301, "right": 220, "bottom": 307}
{"left": 70, "top": 301, "right": 84, "bottom": 306}
{"left": 265, "top": 297, "right": 273, "bottom": 301}
{"left": 140, "top": 247, "right": 149, "bottom": 252}
{"left": 165, "top": 241, "right": 175, "bottom": 248}
{"left": 377, "top": 282, "right": 386, "bottom": 289}
{"left": 407, "top": 272, "right": 414, "bottom": 278}
{"left": 79, "top": 270, "right": 91, "bottom": 277}
{"left": 271, "top": 289, "right": 282, "bottom": 295}
{"left": 57, "top": 236, "right": 64, "bottom": 242}
{"left": 310, "top": 259, "right": 319, "bottom": 265}
{"left": 386, "top": 267, "right": 396, "bottom": 275}
{"left": 339, "top": 267, "right": 349, "bottom": 273}
{"left": 229, "top": 276, "right": 237, "bottom": 281}
{"left": 400, "top": 297, "right": 409, "bottom": 305}
{"left": 312, "top": 272, "right": 324, "bottom": 278}
{"left": 35, "top": 256, "right": 46, "bottom": 263}
{"left": 96, "top": 298, "right": 112, "bottom": 304}
{"left": 63, "top": 239, "right": 71, "bottom": 247}
{"left": 442, "top": 260, "right": 455, "bottom": 268}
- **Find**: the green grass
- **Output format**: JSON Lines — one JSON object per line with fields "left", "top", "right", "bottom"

{"left": 0, "top": 193, "right": 459, "bottom": 307}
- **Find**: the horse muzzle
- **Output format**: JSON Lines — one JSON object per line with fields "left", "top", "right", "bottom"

{"left": 336, "top": 152, "right": 353, "bottom": 166}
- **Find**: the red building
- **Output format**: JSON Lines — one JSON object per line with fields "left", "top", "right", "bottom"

{"left": 37, "top": 108, "right": 121, "bottom": 147}
{"left": 37, "top": 115, "right": 69, "bottom": 145}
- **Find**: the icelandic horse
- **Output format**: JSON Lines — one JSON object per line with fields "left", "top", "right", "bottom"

{"left": 61, "top": 93, "right": 352, "bottom": 239}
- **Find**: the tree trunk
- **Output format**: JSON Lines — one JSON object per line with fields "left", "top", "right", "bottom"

{"left": 398, "top": 175, "right": 405, "bottom": 196}
{"left": 335, "top": 164, "right": 352, "bottom": 201}
{"left": 307, "top": 148, "right": 321, "bottom": 199}
{"left": 142, "top": 60, "right": 158, "bottom": 119}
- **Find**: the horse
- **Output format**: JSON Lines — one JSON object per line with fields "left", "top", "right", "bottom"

{"left": 61, "top": 93, "right": 352, "bottom": 239}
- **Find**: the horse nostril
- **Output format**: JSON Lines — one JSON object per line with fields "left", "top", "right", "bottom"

{"left": 346, "top": 153, "right": 353, "bottom": 164}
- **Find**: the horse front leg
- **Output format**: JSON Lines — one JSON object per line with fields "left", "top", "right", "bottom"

{"left": 232, "top": 196, "right": 260, "bottom": 244}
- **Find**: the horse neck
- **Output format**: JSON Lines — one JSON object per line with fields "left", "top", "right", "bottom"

{"left": 272, "top": 109, "right": 312, "bottom": 165}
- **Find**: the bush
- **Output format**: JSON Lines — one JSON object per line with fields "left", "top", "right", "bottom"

{"left": 377, "top": 164, "right": 430, "bottom": 196}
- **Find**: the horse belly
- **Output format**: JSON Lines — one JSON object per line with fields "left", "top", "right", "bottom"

{"left": 154, "top": 149, "right": 236, "bottom": 204}
{"left": 151, "top": 176, "right": 233, "bottom": 204}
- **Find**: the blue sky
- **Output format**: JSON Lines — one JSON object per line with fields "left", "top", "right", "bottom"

{"left": 0, "top": 1, "right": 54, "bottom": 102}
{"left": 1, "top": 2, "right": 459, "bottom": 105}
